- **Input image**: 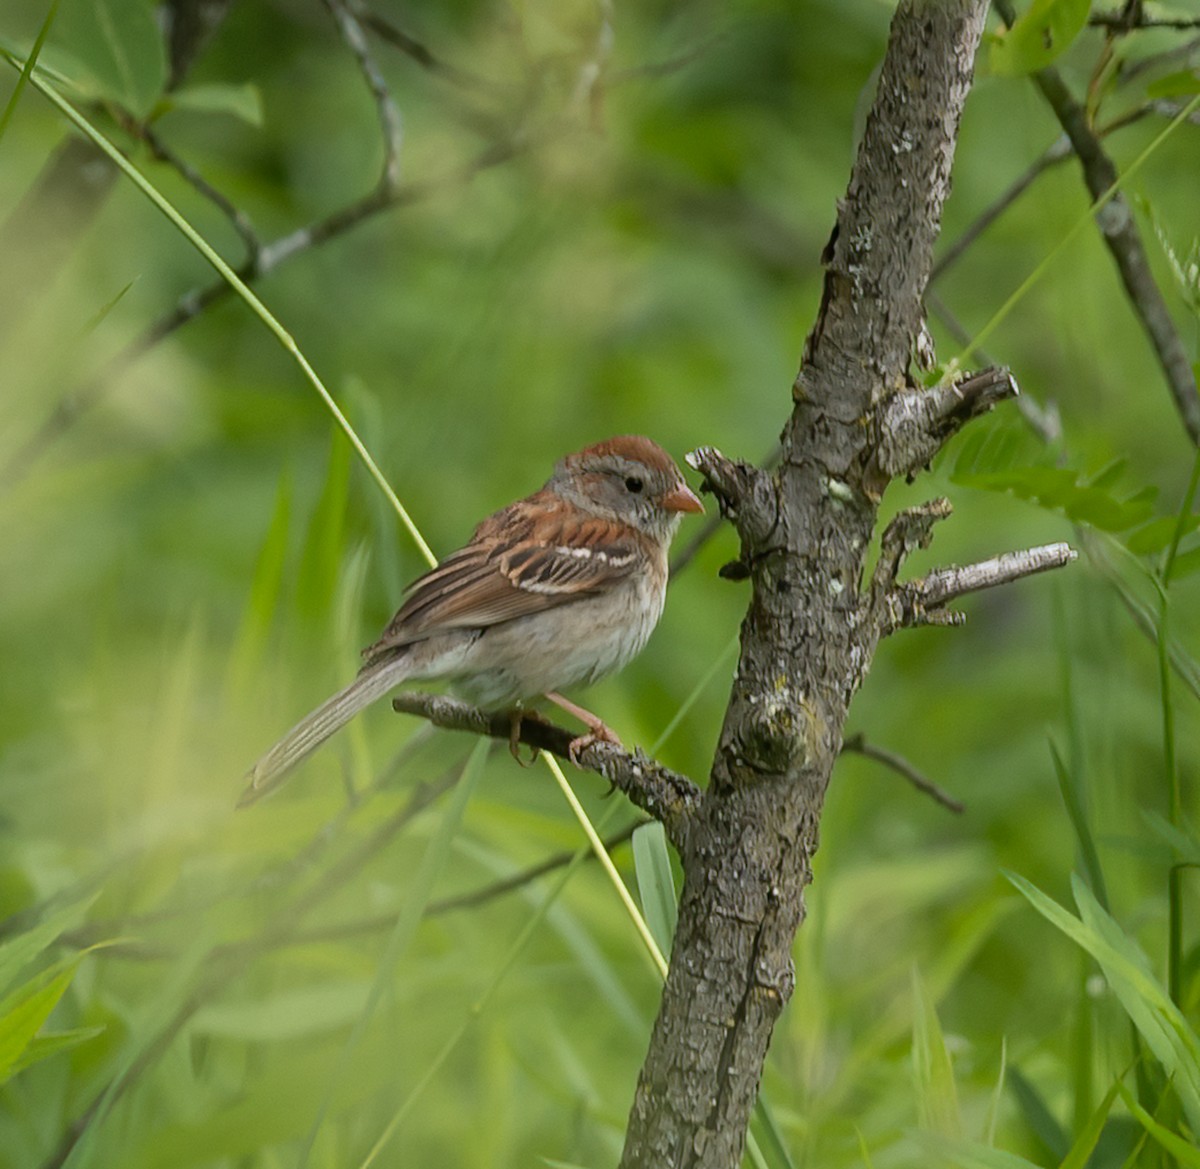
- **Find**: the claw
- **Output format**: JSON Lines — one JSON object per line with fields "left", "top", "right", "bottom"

{"left": 567, "top": 723, "right": 622, "bottom": 766}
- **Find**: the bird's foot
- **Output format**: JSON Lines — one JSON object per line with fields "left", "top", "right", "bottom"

{"left": 543, "top": 691, "right": 623, "bottom": 766}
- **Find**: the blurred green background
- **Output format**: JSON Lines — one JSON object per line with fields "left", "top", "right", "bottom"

{"left": 0, "top": 0, "right": 1198, "bottom": 1166}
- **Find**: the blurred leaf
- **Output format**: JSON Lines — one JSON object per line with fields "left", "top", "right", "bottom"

{"left": 1141, "top": 810, "right": 1200, "bottom": 865}
{"left": 0, "top": 0, "right": 60, "bottom": 143}
{"left": 1085, "top": 459, "right": 1129, "bottom": 492}
{"left": 911, "top": 966, "right": 962, "bottom": 1139}
{"left": 1168, "top": 544, "right": 1200, "bottom": 578}
{"left": 1008, "top": 1066, "right": 1068, "bottom": 1161}
{"left": 300, "top": 739, "right": 489, "bottom": 1164}
{"left": 631, "top": 822, "right": 677, "bottom": 957}
{"left": 912, "top": 1133, "right": 1045, "bottom": 1168}
{"left": 228, "top": 467, "right": 293, "bottom": 694}
{"left": 8, "top": 1025, "right": 104, "bottom": 1077}
{"left": 192, "top": 982, "right": 372, "bottom": 1042}
{"left": 953, "top": 464, "right": 1154, "bottom": 532}
{"left": 751, "top": 1094, "right": 798, "bottom": 1169}
{"left": 1146, "top": 69, "right": 1200, "bottom": 99}
{"left": 50, "top": 0, "right": 166, "bottom": 117}
{"left": 295, "top": 430, "right": 353, "bottom": 627}
{"left": 160, "top": 82, "right": 263, "bottom": 126}
{"left": 0, "top": 892, "right": 96, "bottom": 995}
{"left": 1115, "top": 1082, "right": 1200, "bottom": 1166}
{"left": 1057, "top": 1075, "right": 1122, "bottom": 1169}
{"left": 1048, "top": 738, "right": 1108, "bottom": 910}
{"left": 1125, "top": 514, "right": 1200, "bottom": 555}
{"left": 0, "top": 966, "right": 75, "bottom": 1082}
{"left": 988, "top": 0, "right": 1091, "bottom": 76}
{"left": 1008, "top": 872, "right": 1200, "bottom": 1132}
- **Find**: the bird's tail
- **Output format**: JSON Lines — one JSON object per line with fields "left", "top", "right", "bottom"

{"left": 238, "top": 655, "right": 411, "bottom": 807}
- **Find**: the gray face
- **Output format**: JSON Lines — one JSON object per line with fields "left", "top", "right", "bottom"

{"left": 547, "top": 453, "right": 685, "bottom": 540}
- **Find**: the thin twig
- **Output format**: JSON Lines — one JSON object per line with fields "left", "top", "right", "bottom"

{"left": 134, "top": 121, "right": 260, "bottom": 259}
{"left": 841, "top": 733, "right": 965, "bottom": 813}
{"left": 1090, "top": 11, "right": 1200, "bottom": 30}
{"left": 355, "top": 4, "right": 494, "bottom": 92}
{"left": 993, "top": 0, "right": 1200, "bottom": 447}
{"left": 932, "top": 136, "right": 1073, "bottom": 281}
{"left": 924, "top": 289, "right": 1062, "bottom": 442}
{"left": 325, "top": 0, "right": 404, "bottom": 192}
{"left": 910, "top": 542, "right": 1077, "bottom": 608}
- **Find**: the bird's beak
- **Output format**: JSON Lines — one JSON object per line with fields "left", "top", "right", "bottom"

{"left": 661, "top": 484, "right": 705, "bottom": 514}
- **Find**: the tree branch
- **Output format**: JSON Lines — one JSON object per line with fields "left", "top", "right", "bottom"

{"left": 871, "top": 366, "right": 1019, "bottom": 484}
{"left": 325, "top": 0, "right": 404, "bottom": 193}
{"left": 390, "top": 692, "right": 702, "bottom": 848}
{"left": 840, "top": 733, "right": 965, "bottom": 814}
{"left": 993, "top": 0, "right": 1200, "bottom": 446}
{"left": 882, "top": 542, "right": 1078, "bottom": 632}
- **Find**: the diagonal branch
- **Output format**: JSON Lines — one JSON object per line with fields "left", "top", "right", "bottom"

{"left": 993, "top": 0, "right": 1200, "bottom": 446}
{"left": 390, "top": 692, "right": 702, "bottom": 848}
{"left": 325, "top": 0, "right": 404, "bottom": 192}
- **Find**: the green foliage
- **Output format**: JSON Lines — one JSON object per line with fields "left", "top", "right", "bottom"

{"left": 48, "top": 0, "right": 165, "bottom": 116}
{"left": 1, "top": 0, "right": 1199, "bottom": 1166}
{"left": 1010, "top": 873, "right": 1200, "bottom": 1136}
{"left": 987, "top": 0, "right": 1093, "bottom": 76}
{"left": 631, "top": 822, "right": 678, "bottom": 956}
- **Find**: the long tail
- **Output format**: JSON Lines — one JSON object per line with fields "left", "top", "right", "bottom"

{"left": 238, "top": 655, "right": 411, "bottom": 807}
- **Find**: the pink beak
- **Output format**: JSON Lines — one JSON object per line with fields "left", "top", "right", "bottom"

{"left": 661, "top": 483, "right": 705, "bottom": 514}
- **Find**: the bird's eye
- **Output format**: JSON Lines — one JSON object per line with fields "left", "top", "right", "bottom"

{"left": 624, "top": 476, "right": 644, "bottom": 494}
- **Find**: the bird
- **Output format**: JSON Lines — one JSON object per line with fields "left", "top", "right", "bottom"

{"left": 239, "top": 435, "right": 703, "bottom": 806}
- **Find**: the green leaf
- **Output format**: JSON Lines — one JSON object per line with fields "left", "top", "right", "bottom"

{"left": 1146, "top": 70, "right": 1200, "bottom": 100}
{"left": 0, "top": 893, "right": 97, "bottom": 995}
{"left": 751, "top": 1094, "right": 798, "bottom": 1169}
{"left": 632, "top": 822, "right": 678, "bottom": 957}
{"left": 192, "top": 982, "right": 372, "bottom": 1042}
{"left": 1126, "top": 514, "right": 1200, "bottom": 555}
{"left": 7, "top": 1026, "right": 105, "bottom": 1077}
{"left": 1142, "top": 810, "right": 1200, "bottom": 865}
{"left": 295, "top": 429, "right": 352, "bottom": 626}
{"left": 955, "top": 465, "right": 1154, "bottom": 531}
{"left": 911, "top": 966, "right": 962, "bottom": 1139}
{"left": 1115, "top": 1082, "right": 1200, "bottom": 1167}
{"left": 1008, "top": 1066, "right": 1068, "bottom": 1161}
{"left": 51, "top": 0, "right": 166, "bottom": 117}
{"left": 0, "top": 0, "right": 61, "bottom": 144}
{"left": 1007, "top": 872, "right": 1200, "bottom": 1132}
{"left": 912, "top": 1133, "right": 1045, "bottom": 1169}
{"left": 1048, "top": 738, "right": 1109, "bottom": 911}
{"left": 0, "top": 967, "right": 75, "bottom": 1082}
{"left": 228, "top": 468, "right": 293, "bottom": 694}
{"left": 162, "top": 82, "right": 264, "bottom": 127}
{"left": 1057, "top": 1075, "right": 1123, "bottom": 1169}
{"left": 1168, "top": 545, "right": 1200, "bottom": 579}
{"left": 988, "top": 0, "right": 1092, "bottom": 77}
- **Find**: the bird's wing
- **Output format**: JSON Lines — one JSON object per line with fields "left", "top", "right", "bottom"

{"left": 362, "top": 494, "right": 643, "bottom": 665}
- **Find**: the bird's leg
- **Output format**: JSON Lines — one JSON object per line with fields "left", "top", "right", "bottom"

{"left": 508, "top": 707, "right": 538, "bottom": 767}
{"left": 543, "top": 691, "right": 622, "bottom": 765}
{"left": 508, "top": 705, "right": 557, "bottom": 766}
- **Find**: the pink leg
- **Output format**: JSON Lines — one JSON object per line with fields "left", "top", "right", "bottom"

{"left": 543, "top": 692, "right": 622, "bottom": 764}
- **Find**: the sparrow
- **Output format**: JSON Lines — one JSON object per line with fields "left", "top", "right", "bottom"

{"left": 239, "top": 435, "right": 703, "bottom": 806}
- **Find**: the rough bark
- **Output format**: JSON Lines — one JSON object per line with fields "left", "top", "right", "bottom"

{"left": 616, "top": 4, "right": 995, "bottom": 1166}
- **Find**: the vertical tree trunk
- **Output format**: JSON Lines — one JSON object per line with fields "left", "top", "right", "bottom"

{"left": 618, "top": 4, "right": 993, "bottom": 1166}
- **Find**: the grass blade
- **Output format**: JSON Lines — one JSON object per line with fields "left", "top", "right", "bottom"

{"left": 631, "top": 822, "right": 678, "bottom": 957}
